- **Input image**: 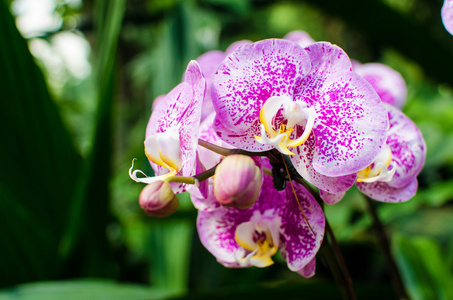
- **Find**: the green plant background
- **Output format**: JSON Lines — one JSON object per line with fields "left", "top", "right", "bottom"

{"left": 1, "top": 0, "right": 453, "bottom": 299}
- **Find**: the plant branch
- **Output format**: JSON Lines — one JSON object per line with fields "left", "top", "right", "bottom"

{"left": 365, "top": 197, "right": 409, "bottom": 300}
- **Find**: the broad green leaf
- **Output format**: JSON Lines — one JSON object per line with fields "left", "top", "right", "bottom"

{"left": 0, "top": 1, "right": 81, "bottom": 286}
{"left": 59, "top": 0, "right": 127, "bottom": 277}
{"left": 0, "top": 279, "right": 175, "bottom": 300}
{"left": 394, "top": 235, "right": 453, "bottom": 300}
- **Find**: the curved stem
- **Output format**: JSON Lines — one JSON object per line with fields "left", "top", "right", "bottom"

{"left": 193, "top": 164, "right": 218, "bottom": 183}
{"left": 198, "top": 139, "right": 231, "bottom": 156}
{"left": 365, "top": 197, "right": 410, "bottom": 300}
{"left": 198, "top": 138, "right": 270, "bottom": 157}
{"left": 323, "top": 220, "right": 357, "bottom": 300}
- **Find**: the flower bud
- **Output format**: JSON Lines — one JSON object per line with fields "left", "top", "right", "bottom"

{"left": 214, "top": 155, "right": 262, "bottom": 209}
{"left": 139, "top": 181, "right": 179, "bottom": 217}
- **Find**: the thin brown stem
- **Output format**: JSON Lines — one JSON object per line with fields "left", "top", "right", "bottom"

{"left": 198, "top": 138, "right": 271, "bottom": 157}
{"left": 193, "top": 164, "right": 218, "bottom": 183}
{"left": 198, "top": 139, "right": 232, "bottom": 156}
{"left": 365, "top": 197, "right": 410, "bottom": 300}
{"left": 324, "top": 220, "right": 357, "bottom": 300}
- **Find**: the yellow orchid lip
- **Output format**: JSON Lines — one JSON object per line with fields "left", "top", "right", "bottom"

{"left": 144, "top": 128, "right": 183, "bottom": 173}
{"left": 357, "top": 144, "right": 396, "bottom": 183}
{"left": 234, "top": 219, "right": 278, "bottom": 268}
{"left": 129, "top": 159, "right": 177, "bottom": 184}
{"left": 129, "top": 127, "right": 183, "bottom": 185}
{"left": 255, "top": 96, "right": 316, "bottom": 155}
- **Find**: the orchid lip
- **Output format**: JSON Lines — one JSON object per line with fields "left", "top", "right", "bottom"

{"left": 234, "top": 218, "right": 278, "bottom": 268}
{"left": 144, "top": 127, "right": 183, "bottom": 173}
{"left": 255, "top": 96, "right": 316, "bottom": 155}
{"left": 129, "top": 159, "right": 177, "bottom": 184}
{"left": 357, "top": 144, "right": 396, "bottom": 183}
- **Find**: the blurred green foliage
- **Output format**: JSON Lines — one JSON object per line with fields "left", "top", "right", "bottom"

{"left": 1, "top": 0, "right": 453, "bottom": 299}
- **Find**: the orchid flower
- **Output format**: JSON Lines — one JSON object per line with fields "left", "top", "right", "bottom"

{"left": 129, "top": 60, "right": 206, "bottom": 193}
{"left": 442, "top": 0, "right": 453, "bottom": 35}
{"left": 320, "top": 104, "right": 426, "bottom": 204}
{"left": 212, "top": 39, "right": 388, "bottom": 193}
{"left": 353, "top": 62, "right": 407, "bottom": 109}
{"left": 355, "top": 104, "right": 426, "bottom": 202}
{"left": 197, "top": 171, "right": 325, "bottom": 277}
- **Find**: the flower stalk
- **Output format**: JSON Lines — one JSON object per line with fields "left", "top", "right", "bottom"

{"left": 365, "top": 197, "right": 410, "bottom": 300}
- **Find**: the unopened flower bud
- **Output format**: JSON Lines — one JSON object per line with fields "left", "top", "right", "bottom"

{"left": 214, "top": 155, "right": 262, "bottom": 209}
{"left": 139, "top": 181, "right": 179, "bottom": 217}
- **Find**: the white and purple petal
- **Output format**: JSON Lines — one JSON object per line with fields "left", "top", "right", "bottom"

{"left": 442, "top": 0, "right": 453, "bottom": 36}
{"left": 297, "top": 42, "right": 352, "bottom": 96}
{"left": 297, "top": 257, "right": 316, "bottom": 278}
{"left": 279, "top": 179, "right": 325, "bottom": 272}
{"left": 357, "top": 178, "right": 418, "bottom": 203}
{"left": 212, "top": 39, "right": 312, "bottom": 149}
{"left": 196, "top": 51, "right": 226, "bottom": 119}
{"left": 290, "top": 134, "right": 356, "bottom": 193}
{"left": 354, "top": 63, "right": 407, "bottom": 109}
{"left": 225, "top": 40, "right": 253, "bottom": 55}
{"left": 197, "top": 174, "right": 324, "bottom": 273}
{"left": 309, "top": 72, "right": 388, "bottom": 176}
{"left": 319, "top": 189, "right": 346, "bottom": 205}
{"left": 213, "top": 115, "right": 274, "bottom": 151}
{"left": 284, "top": 30, "right": 315, "bottom": 48}
{"left": 146, "top": 60, "right": 206, "bottom": 192}
{"left": 383, "top": 104, "right": 426, "bottom": 188}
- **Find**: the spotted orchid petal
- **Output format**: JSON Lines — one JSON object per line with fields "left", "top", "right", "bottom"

{"left": 190, "top": 178, "right": 221, "bottom": 212}
{"left": 357, "top": 178, "right": 418, "bottom": 203}
{"left": 382, "top": 104, "right": 426, "bottom": 188}
{"left": 319, "top": 190, "right": 346, "bottom": 205}
{"left": 213, "top": 114, "right": 273, "bottom": 151}
{"left": 354, "top": 63, "right": 407, "bottom": 109}
{"left": 279, "top": 178, "right": 325, "bottom": 272}
{"left": 297, "top": 257, "right": 316, "bottom": 278}
{"left": 212, "top": 39, "right": 312, "bottom": 150}
{"left": 196, "top": 41, "right": 253, "bottom": 120}
{"left": 293, "top": 43, "right": 388, "bottom": 176}
{"left": 137, "top": 60, "right": 205, "bottom": 193}
{"left": 196, "top": 51, "right": 225, "bottom": 120}
{"left": 299, "top": 42, "right": 353, "bottom": 91}
{"left": 197, "top": 112, "right": 227, "bottom": 169}
{"left": 225, "top": 40, "right": 253, "bottom": 55}
{"left": 197, "top": 174, "right": 324, "bottom": 274}
{"left": 290, "top": 134, "right": 356, "bottom": 193}
{"left": 442, "top": 0, "right": 453, "bottom": 36}
{"left": 195, "top": 154, "right": 209, "bottom": 199}
{"left": 308, "top": 71, "right": 388, "bottom": 176}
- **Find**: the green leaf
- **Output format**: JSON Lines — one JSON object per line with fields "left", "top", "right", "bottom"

{"left": 0, "top": 1, "right": 81, "bottom": 286}
{"left": 60, "top": 0, "right": 127, "bottom": 277}
{"left": 394, "top": 235, "right": 453, "bottom": 300}
{"left": 0, "top": 279, "right": 175, "bottom": 300}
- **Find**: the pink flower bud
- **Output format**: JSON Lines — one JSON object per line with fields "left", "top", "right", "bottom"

{"left": 214, "top": 155, "right": 262, "bottom": 209}
{"left": 139, "top": 181, "right": 179, "bottom": 217}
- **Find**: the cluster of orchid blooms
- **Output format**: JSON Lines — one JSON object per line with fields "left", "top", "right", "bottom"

{"left": 130, "top": 31, "right": 426, "bottom": 277}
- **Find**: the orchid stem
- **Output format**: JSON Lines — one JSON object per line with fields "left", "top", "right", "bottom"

{"left": 198, "top": 139, "right": 231, "bottom": 156}
{"left": 193, "top": 164, "right": 218, "bottom": 183}
{"left": 323, "top": 219, "right": 357, "bottom": 300}
{"left": 198, "top": 138, "right": 270, "bottom": 157}
{"left": 365, "top": 197, "right": 409, "bottom": 300}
